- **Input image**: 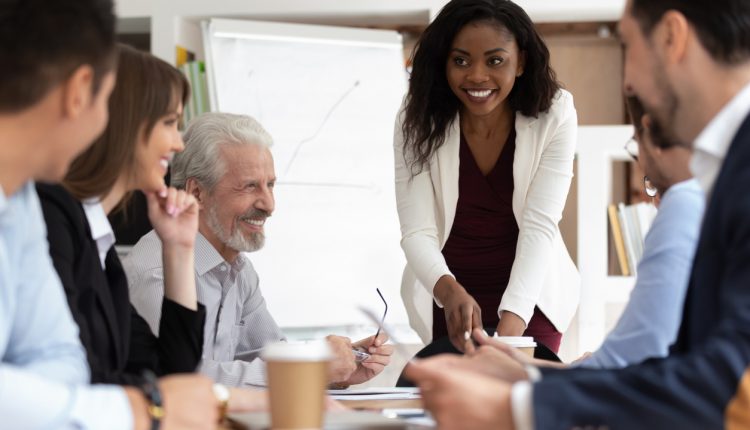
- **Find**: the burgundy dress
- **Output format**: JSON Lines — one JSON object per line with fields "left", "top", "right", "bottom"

{"left": 433, "top": 130, "right": 562, "bottom": 352}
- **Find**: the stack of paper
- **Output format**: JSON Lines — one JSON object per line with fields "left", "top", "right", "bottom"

{"left": 328, "top": 387, "right": 421, "bottom": 401}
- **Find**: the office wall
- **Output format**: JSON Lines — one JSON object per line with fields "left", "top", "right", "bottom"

{"left": 115, "top": 0, "right": 627, "bottom": 22}
{"left": 545, "top": 28, "right": 625, "bottom": 265}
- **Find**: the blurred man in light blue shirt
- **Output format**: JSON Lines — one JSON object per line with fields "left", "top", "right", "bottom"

{"left": 0, "top": 183, "right": 136, "bottom": 428}
{"left": 575, "top": 96, "right": 704, "bottom": 368}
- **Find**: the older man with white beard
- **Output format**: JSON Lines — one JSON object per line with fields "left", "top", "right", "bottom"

{"left": 125, "top": 112, "right": 392, "bottom": 388}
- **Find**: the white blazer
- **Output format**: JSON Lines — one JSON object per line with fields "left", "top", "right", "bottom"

{"left": 394, "top": 89, "right": 580, "bottom": 343}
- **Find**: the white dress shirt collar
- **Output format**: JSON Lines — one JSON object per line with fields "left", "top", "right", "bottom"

{"left": 82, "top": 198, "right": 115, "bottom": 270}
{"left": 194, "top": 231, "right": 247, "bottom": 276}
{"left": 691, "top": 81, "right": 750, "bottom": 195}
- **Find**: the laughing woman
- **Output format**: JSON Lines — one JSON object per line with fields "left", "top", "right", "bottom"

{"left": 395, "top": 0, "right": 579, "bottom": 353}
{"left": 35, "top": 44, "right": 205, "bottom": 384}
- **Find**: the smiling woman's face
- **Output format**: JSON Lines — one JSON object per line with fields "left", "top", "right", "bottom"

{"left": 132, "top": 102, "right": 184, "bottom": 193}
{"left": 445, "top": 21, "right": 524, "bottom": 118}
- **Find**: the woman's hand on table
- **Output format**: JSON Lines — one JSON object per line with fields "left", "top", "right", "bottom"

{"left": 434, "top": 276, "right": 482, "bottom": 353}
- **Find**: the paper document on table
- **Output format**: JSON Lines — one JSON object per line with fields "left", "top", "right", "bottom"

{"left": 328, "top": 386, "right": 420, "bottom": 401}
{"left": 229, "top": 410, "right": 419, "bottom": 429}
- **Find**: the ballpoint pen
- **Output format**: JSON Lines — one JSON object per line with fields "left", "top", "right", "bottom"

{"left": 352, "top": 347, "right": 371, "bottom": 362}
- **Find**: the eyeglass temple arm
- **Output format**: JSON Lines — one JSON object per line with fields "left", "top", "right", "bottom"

{"left": 374, "top": 288, "right": 388, "bottom": 339}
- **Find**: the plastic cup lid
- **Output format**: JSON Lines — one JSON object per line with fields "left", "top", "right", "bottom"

{"left": 261, "top": 340, "right": 332, "bottom": 361}
{"left": 492, "top": 336, "right": 537, "bottom": 347}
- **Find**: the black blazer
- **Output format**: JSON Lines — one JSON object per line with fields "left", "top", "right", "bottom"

{"left": 36, "top": 183, "right": 205, "bottom": 385}
{"left": 531, "top": 113, "right": 750, "bottom": 429}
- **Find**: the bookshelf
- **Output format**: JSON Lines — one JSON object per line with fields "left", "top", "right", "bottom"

{"left": 575, "top": 125, "right": 637, "bottom": 354}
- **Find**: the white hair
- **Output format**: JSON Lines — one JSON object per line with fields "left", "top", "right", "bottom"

{"left": 171, "top": 112, "right": 273, "bottom": 190}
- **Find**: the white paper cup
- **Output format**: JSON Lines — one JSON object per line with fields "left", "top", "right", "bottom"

{"left": 261, "top": 341, "right": 332, "bottom": 429}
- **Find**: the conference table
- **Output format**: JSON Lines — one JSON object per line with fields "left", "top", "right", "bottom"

{"left": 225, "top": 397, "right": 431, "bottom": 429}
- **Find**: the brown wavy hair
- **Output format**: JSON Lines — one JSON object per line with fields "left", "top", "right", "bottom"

{"left": 63, "top": 44, "right": 189, "bottom": 206}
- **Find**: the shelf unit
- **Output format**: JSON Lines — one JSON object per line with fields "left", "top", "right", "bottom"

{"left": 575, "top": 125, "right": 637, "bottom": 354}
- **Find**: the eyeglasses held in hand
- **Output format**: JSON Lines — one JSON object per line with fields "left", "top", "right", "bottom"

{"left": 359, "top": 306, "right": 414, "bottom": 363}
{"left": 352, "top": 288, "right": 389, "bottom": 362}
{"left": 374, "top": 287, "right": 388, "bottom": 340}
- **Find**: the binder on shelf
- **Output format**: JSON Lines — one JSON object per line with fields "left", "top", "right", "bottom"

{"left": 609, "top": 201, "right": 658, "bottom": 276}
{"left": 617, "top": 202, "right": 638, "bottom": 275}
{"left": 178, "top": 60, "right": 210, "bottom": 124}
{"left": 608, "top": 204, "right": 630, "bottom": 276}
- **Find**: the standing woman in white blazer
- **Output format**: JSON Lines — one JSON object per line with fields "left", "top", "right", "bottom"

{"left": 395, "top": 0, "right": 579, "bottom": 353}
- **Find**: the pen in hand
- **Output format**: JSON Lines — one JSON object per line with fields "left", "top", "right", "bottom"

{"left": 352, "top": 347, "right": 371, "bottom": 362}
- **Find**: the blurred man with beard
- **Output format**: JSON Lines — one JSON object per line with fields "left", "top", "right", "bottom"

{"left": 404, "top": 0, "right": 750, "bottom": 428}
{"left": 125, "top": 112, "right": 392, "bottom": 389}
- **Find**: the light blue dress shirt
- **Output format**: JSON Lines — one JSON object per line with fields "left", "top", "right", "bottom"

{"left": 576, "top": 178, "right": 705, "bottom": 369}
{"left": 0, "top": 182, "right": 132, "bottom": 429}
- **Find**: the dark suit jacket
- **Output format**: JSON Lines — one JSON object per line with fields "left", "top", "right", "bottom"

{"left": 36, "top": 184, "right": 206, "bottom": 385}
{"left": 532, "top": 113, "right": 750, "bottom": 429}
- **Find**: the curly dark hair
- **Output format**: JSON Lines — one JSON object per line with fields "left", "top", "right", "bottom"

{"left": 402, "top": 0, "right": 560, "bottom": 174}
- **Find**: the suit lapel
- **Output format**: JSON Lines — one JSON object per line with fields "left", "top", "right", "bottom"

{"left": 676, "top": 112, "right": 750, "bottom": 350}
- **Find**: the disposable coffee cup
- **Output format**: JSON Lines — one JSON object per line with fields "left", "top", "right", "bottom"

{"left": 261, "top": 341, "right": 332, "bottom": 430}
{"left": 493, "top": 336, "right": 537, "bottom": 358}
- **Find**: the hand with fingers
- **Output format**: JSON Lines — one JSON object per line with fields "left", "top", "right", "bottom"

{"left": 126, "top": 374, "right": 219, "bottom": 430}
{"left": 434, "top": 275, "right": 483, "bottom": 353}
{"left": 226, "top": 388, "right": 268, "bottom": 413}
{"left": 471, "top": 328, "right": 534, "bottom": 365}
{"left": 325, "top": 335, "right": 358, "bottom": 386}
{"left": 146, "top": 187, "right": 199, "bottom": 249}
{"left": 404, "top": 356, "right": 515, "bottom": 430}
{"left": 345, "top": 333, "right": 394, "bottom": 385}
{"left": 146, "top": 186, "right": 200, "bottom": 310}
{"left": 464, "top": 345, "right": 530, "bottom": 383}
{"left": 470, "top": 328, "right": 567, "bottom": 369}
{"left": 224, "top": 388, "right": 347, "bottom": 413}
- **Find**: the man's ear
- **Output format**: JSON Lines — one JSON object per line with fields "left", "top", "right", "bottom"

{"left": 640, "top": 114, "right": 664, "bottom": 155}
{"left": 655, "top": 10, "right": 690, "bottom": 65}
{"left": 641, "top": 114, "right": 653, "bottom": 132}
{"left": 185, "top": 178, "right": 205, "bottom": 207}
{"left": 61, "top": 65, "right": 95, "bottom": 119}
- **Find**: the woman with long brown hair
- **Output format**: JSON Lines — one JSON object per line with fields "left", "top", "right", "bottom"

{"left": 35, "top": 43, "right": 205, "bottom": 384}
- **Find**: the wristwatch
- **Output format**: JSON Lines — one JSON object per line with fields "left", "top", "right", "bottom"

{"left": 139, "top": 370, "right": 165, "bottom": 430}
{"left": 213, "top": 383, "right": 230, "bottom": 422}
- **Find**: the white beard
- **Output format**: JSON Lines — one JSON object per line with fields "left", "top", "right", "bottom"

{"left": 204, "top": 203, "right": 265, "bottom": 253}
